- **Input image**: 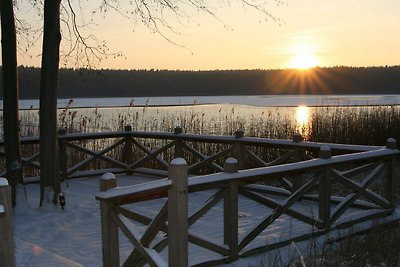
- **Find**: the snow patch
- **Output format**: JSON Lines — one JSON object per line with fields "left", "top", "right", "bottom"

{"left": 225, "top": 157, "right": 238, "bottom": 164}
{"left": 0, "top": 177, "right": 9, "bottom": 186}
{"left": 101, "top": 172, "right": 116, "bottom": 181}
{"left": 170, "top": 157, "right": 187, "bottom": 165}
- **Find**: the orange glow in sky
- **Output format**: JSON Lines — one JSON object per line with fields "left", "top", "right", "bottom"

{"left": 2, "top": 0, "right": 400, "bottom": 70}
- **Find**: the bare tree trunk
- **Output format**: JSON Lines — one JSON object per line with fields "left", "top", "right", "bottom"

{"left": 39, "top": 0, "right": 62, "bottom": 205}
{"left": 0, "top": 0, "right": 23, "bottom": 206}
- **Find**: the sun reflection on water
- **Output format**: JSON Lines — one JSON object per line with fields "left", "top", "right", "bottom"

{"left": 295, "top": 105, "right": 311, "bottom": 136}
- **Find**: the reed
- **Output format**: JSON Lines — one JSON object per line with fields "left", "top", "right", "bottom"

{"left": 14, "top": 103, "right": 400, "bottom": 145}
{"left": 308, "top": 105, "right": 400, "bottom": 146}
{"left": 304, "top": 221, "right": 400, "bottom": 267}
{"left": 1, "top": 103, "right": 399, "bottom": 176}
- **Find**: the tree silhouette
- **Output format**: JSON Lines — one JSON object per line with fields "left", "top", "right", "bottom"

{"left": 39, "top": 0, "right": 62, "bottom": 205}
{"left": 0, "top": 0, "right": 23, "bottom": 206}
{"left": 8, "top": 0, "right": 283, "bottom": 205}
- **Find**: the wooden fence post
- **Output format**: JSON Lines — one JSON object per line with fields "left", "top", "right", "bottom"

{"left": 123, "top": 125, "right": 133, "bottom": 173}
{"left": 99, "top": 172, "right": 117, "bottom": 192}
{"left": 99, "top": 173, "right": 119, "bottom": 267}
{"left": 223, "top": 158, "right": 239, "bottom": 260}
{"left": 292, "top": 133, "right": 304, "bottom": 191}
{"left": 319, "top": 145, "right": 331, "bottom": 228}
{"left": 385, "top": 138, "right": 397, "bottom": 211}
{"left": 234, "top": 130, "right": 245, "bottom": 170}
{"left": 174, "top": 126, "right": 183, "bottom": 158}
{"left": 168, "top": 158, "right": 188, "bottom": 267}
{"left": 0, "top": 177, "right": 15, "bottom": 267}
{"left": 58, "top": 129, "right": 67, "bottom": 182}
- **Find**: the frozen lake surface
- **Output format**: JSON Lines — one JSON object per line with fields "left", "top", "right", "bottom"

{"left": 2, "top": 94, "right": 400, "bottom": 110}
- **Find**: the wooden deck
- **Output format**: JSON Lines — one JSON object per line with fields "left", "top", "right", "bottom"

{"left": 3, "top": 128, "right": 398, "bottom": 266}
{"left": 12, "top": 174, "right": 400, "bottom": 266}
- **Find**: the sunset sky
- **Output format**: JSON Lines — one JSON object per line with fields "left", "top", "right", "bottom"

{"left": 3, "top": 0, "right": 400, "bottom": 70}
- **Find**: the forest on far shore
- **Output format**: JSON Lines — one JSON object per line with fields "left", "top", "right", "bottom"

{"left": 0, "top": 66, "right": 399, "bottom": 99}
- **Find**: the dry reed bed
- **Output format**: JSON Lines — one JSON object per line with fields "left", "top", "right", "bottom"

{"left": 1, "top": 104, "right": 400, "bottom": 176}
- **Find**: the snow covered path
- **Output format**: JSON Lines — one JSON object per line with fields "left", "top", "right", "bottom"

{"left": 13, "top": 175, "right": 155, "bottom": 266}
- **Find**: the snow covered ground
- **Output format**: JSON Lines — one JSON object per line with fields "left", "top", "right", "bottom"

{"left": 12, "top": 175, "right": 400, "bottom": 267}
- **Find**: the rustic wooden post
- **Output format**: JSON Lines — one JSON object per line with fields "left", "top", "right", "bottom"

{"left": 174, "top": 126, "right": 183, "bottom": 158}
{"left": 99, "top": 172, "right": 117, "bottom": 192}
{"left": 292, "top": 133, "right": 304, "bottom": 192}
{"left": 234, "top": 130, "right": 245, "bottom": 170}
{"left": 58, "top": 129, "right": 67, "bottom": 182}
{"left": 319, "top": 145, "right": 331, "bottom": 228}
{"left": 0, "top": 178, "right": 15, "bottom": 267}
{"left": 123, "top": 125, "right": 133, "bottom": 173}
{"left": 223, "top": 158, "right": 239, "bottom": 260}
{"left": 99, "top": 173, "right": 119, "bottom": 267}
{"left": 168, "top": 158, "right": 188, "bottom": 267}
{"left": 385, "top": 138, "right": 397, "bottom": 211}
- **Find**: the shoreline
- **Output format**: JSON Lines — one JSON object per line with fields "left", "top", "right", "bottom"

{"left": 1, "top": 94, "right": 400, "bottom": 110}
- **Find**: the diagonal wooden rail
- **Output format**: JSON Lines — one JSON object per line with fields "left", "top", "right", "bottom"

{"left": 0, "top": 126, "right": 385, "bottom": 186}
{"left": 96, "top": 138, "right": 398, "bottom": 266}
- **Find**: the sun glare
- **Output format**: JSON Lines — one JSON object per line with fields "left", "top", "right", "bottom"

{"left": 295, "top": 105, "right": 311, "bottom": 136}
{"left": 288, "top": 44, "right": 320, "bottom": 70}
{"left": 295, "top": 106, "right": 310, "bottom": 125}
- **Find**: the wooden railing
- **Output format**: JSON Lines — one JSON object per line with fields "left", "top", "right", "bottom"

{"left": 95, "top": 139, "right": 399, "bottom": 266}
{"left": 0, "top": 126, "right": 384, "bottom": 184}
{"left": 0, "top": 178, "right": 14, "bottom": 267}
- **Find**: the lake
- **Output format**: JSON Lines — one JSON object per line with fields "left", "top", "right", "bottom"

{"left": 1, "top": 94, "right": 400, "bottom": 141}
{"left": 2, "top": 94, "right": 400, "bottom": 109}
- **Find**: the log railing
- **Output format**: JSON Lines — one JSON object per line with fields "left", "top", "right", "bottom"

{"left": 0, "top": 126, "right": 384, "bottom": 184}
{"left": 95, "top": 139, "right": 398, "bottom": 266}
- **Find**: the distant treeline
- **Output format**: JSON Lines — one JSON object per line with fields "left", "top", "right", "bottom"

{"left": 0, "top": 66, "right": 399, "bottom": 99}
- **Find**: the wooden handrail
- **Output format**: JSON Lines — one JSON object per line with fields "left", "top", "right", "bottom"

{"left": 96, "top": 141, "right": 398, "bottom": 266}
{"left": 0, "top": 128, "right": 384, "bottom": 152}
{"left": 96, "top": 146, "right": 398, "bottom": 205}
{"left": 1, "top": 127, "right": 389, "bottom": 192}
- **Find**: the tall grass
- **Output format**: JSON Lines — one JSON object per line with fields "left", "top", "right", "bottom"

{"left": 304, "top": 222, "right": 400, "bottom": 267}
{"left": 1, "top": 102, "right": 399, "bottom": 176}
{"left": 12, "top": 103, "right": 400, "bottom": 147}
{"left": 309, "top": 106, "right": 400, "bottom": 146}
{"left": 14, "top": 103, "right": 296, "bottom": 139}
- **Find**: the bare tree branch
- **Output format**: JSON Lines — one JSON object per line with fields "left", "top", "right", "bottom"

{"left": 12, "top": 0, "right": 284, "bottom": 68}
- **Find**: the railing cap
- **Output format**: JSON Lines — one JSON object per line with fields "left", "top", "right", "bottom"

{"left": 58, "top": 128, "right": 67, "bottom": 135}
{"left": 235, "top": 129, "right": 244, "bottom": 138}
{"left": 101, "top": 172, "right": 116, "bottom": 181}
{"left": 224, "top": 157, "right": 238, "bottom": 173}
{"left": 225, "top": 157, "right": 238, "bottom": 165}
{"left": 170, "top": 157, "right": 187, "bottom": 166}
{"left": 319, "top": 145, "right": 331, "bottom": 159}
{"left": 0, "top": 177, "right": 9, "bottom": 187}
{"left": 293, "top": 133, "right": 303, "bottom": 143}
{"left": 386, "top": 138, "right": 397, "bottom": 149}
{"left": 174, "top": 126, "right": 183, "bottom": 134}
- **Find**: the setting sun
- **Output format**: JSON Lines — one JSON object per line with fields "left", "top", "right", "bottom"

{"left": 288, "top": 44, "right": 320, "bottom": 70}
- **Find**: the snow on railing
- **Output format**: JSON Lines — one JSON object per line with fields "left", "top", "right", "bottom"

{"left": 95, "top": 139, "right": 399, "bottom": 266}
